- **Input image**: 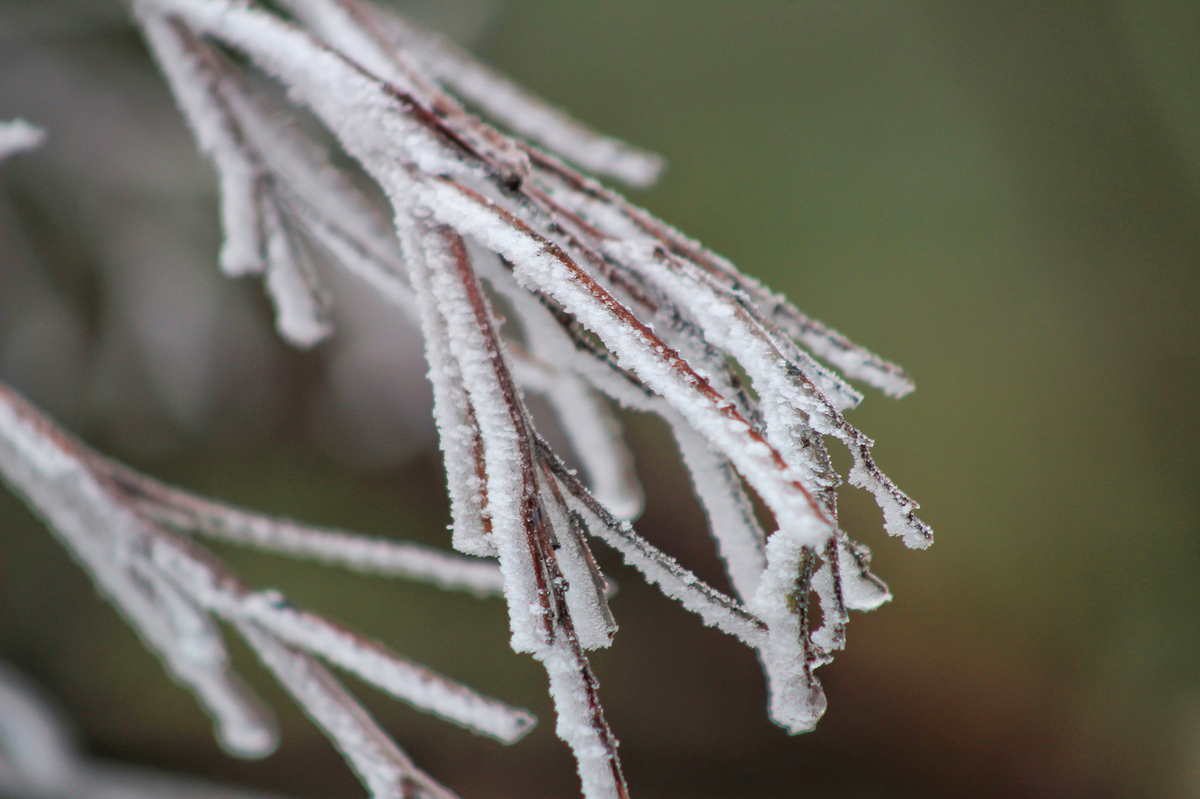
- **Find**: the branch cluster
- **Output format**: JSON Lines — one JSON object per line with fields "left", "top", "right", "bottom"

{"left": 0, "top": 2, "right": 932, "bottom": 796}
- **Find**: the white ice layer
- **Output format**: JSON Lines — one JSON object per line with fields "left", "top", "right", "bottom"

{"left": 101, "top": 457, "right": 505, "bottom": 595}
{"left": 245, "top": 597, "right": 534, "bottom": 743}
{"left": 837, "top": 535, "right": 892, "bottom": 611}
{"left": 419, "top": 227, "right": 545, "bottom": 652}
{"left": 531, "top": 148, "right": 911, "bottom": 400}
{"left": 473, "top": 245, "right": 642, "bottom": 520}
{"left": 537, "top": 474, "right": 617, "bottom": 650}
{"left": 156, "top": 541, "right": 534, "bottom": 744}
{"left": 237, "top": 622, "right": 458, "bottom": 799}
{"left": 426, "top": 181, "right": 836, "bottom": 550}
{"left": 398, "top": 220, "right": 497, "bottom": 562}
{"left": 307, "top": 0, "right": 664, "bottom": 187}
{"left": 540, "top": 637, "right": 625, "bottom": 799}
{"left": 145, "top": 526, "right": 531, "bottom": 743}
{"left": 136, "top": 12, "right": 266, "bottom": 277}
{"left": 752, "top": 533, "right": 828, "bottom": 734}
{"left": 0, "top": 662, "right": 77, "bottom": 794}
{"left": 631, "top": 249, "right": 931, "bottom": 550}
{"left": 552, "top": 470, "right": 766, "bottom": 649}
{"left": 417, "top": 229, "right": 627, "bottom": 797}
{"left": 670, "top": 420, "right": 767, "bottom": 602}
{"left": 420, "top": 40, "right": 663, "bottom": 188}
{"left": 260, "top": 196, "right": 333, "bottom": 346}
{"left": 509, "top": 346, "right": 643, "bottom": 520}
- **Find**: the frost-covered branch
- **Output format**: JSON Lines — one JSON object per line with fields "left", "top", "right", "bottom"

{"left": 0, "top": 1, "right": 933, "bottom": 796}
{"left": 102, "top": 459, "right": 506, "bottom": 596}
{"left": 0, "top": 382, "right": 533, "bottom": 798}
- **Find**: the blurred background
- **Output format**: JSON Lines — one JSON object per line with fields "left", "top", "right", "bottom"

{"left": 1, "top": 1, "right": 1198, "bottom": 797}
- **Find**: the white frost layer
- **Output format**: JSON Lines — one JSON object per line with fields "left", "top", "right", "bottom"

{"left": 419, "top": 226, "right": 545, "bottom": 653}
{"left": 237, "top": 623, "right": 457, "bottom": 799}
{"left": 136, "top": 12, "right": 265, "bottom": 277}
{"left": 752, "top": 533, "right": 827, "bottom": 734}
{"left": 105, "top": 456, "right": 506, "bottom": 596}
{"left": 145, "top": 555, "right": 532, "bottom": 746}
{"left": 260, "top": 195, "right": 334, "bottom": 346}
{"left": 425, "top": 44, "right": 663, "bottom": 188}
{"left": 243, "top": 596, "right": 534, "bottom": 743}
{"left": 633, "top": 248, "right": 931, "bottom": 550}
{"left": 538, "top": 637, "right": 626, "bottom": 799}
{"left": 537, "top": 475, "right": 617, "bottom": 650}
{"left": 508, "top": 346, "right": 643, "bottom": 520}
{"left": 425, "top": 179, "right": 835, "bottom": 551}
{"left": 0, "top": 662, "right": 76, "bottom": 793}
{"left": 125, "top": 0, "right": 932, "bottom": 785}
{"left": 531, "top": 146, "right": 912, "bottom": 398}
{"left": 318, "top": 0, "right": 663, "bottom": 187}
{"left": 416, "top": 228, "right": 626, "bottom": 796}
{"left": 2, "top": 383, "right": 535, "bottom": 772}
{"left": 837, "top": 535, "right": 891, "bottom": 612}
{"left": 472, "top": 244, "right": 643, "bottom": 520}
{"left": 555, "top": 471, "right": 766, "bottom": 649}
{"left": 397, "top": 218, "right": 497, "bottom": 560}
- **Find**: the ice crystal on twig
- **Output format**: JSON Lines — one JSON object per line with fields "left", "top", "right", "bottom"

{"left": 0, "top": 2, "right": 932, "bottom": 796}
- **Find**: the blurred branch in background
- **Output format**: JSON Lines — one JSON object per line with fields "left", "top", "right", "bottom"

{"left": 0, "top": 660, "right": 291, "bottom": 799}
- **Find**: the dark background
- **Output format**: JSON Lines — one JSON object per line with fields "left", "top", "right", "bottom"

{"left": 1, "top": 1, "right": 1198, "bottom": 797}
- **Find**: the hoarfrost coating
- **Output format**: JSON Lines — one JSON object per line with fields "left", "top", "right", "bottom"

{"left": 0, "top": 1, "right": 933, "bottom": 798}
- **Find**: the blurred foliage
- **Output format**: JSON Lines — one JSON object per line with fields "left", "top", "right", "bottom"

{"left": 1, "top": 1, "right": 1198, "bottom": 797}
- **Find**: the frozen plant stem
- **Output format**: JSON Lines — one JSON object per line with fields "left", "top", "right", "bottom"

{"left": 0, "top": 382, "right": 533, "bottom": 789}
{"left": 0, "top": 1, "right": 932, "bottom": 796}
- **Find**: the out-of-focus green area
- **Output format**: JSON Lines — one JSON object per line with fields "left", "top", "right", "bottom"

{"left": 1, "top": 1, "right": 1198, "bottom": 797}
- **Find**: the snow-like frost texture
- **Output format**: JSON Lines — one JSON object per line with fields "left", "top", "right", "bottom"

{"left": 239, "top": 594, "right": 535, "bottom": 743}
{"left": 752, "top": 534, "right": 829, "bottom": 734}
{"left": 236, "top": 623, "right": 457, "bottom": 799}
